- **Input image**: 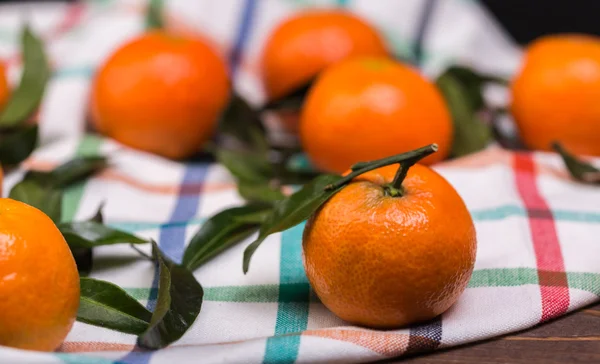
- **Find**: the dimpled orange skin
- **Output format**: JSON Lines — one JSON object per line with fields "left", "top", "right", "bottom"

{"left": 300, "top": 57, "right": 453, "bottom": 173}
{"left": 0, "top": 199, "right": 80, "bottom": 351}
{"left": 91, "top": 31, "right": 230, "bottom": 159}
{"left": 0, "top": 61, "right": 10, "bottom": 112}
{"left": 302, "top": 164, "right": 476, "bottom": 328}
{"left": 260, "top": 10, "right": 389, "bottom": 101}
{"left": 511, "top": 34, "right": 600, "bottom": 155}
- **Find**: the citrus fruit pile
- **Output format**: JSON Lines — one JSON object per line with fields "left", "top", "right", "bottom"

{"left": 1, "top": 2, "right": 599, "bottom": 355}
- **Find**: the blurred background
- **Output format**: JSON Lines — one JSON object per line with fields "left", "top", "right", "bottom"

{"left": 3, "top": 0, "right": 600, "bottom": 45}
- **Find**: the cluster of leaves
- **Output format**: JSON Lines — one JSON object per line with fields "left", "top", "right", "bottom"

{"left": 7, "top": 156, "right": 207, "bottom": 349}
{"left": 0, "top": 26, "right": 50, "bottom": 167}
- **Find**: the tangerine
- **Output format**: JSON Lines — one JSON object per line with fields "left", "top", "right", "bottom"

{"left": 511, "top": 34, "right": 600, "bottom": 155}
{"left": 90, "top": 31, "right": 230, "bottom": 159}
{"left": 300, "top": 57, "right": 452, "bottom": 173}
{"left": 302, "top": 164, "right": 476, "bottom": 328}
{"left": 0, "top": 61, "right": 10, "bottom": 112}
{"left": 260, "top": 10, "right": 389, "bottom": 101}
{"left": 0, "top": 198, "right": 80, "bottom": 351}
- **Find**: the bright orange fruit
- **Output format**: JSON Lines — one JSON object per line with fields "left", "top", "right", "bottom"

{"left": 511, "top": 34, "right": 600, "bottom": 156}
{"left": 300, "top": 57, "right": 452, "bottom": 173}
{"left": 90, "top": 31, "right": 230, "bottom": 159}
{"left": 303, "top": 164, "right": 476, "bottom": 328}
{"left": 260, "top": 10, "right": 389, "bottom": 101}
{"left": 0, "top": 61, "right": 11, "bottom": 112}
{"left": 0, "top": 198, "right": 80, "bottom": 351}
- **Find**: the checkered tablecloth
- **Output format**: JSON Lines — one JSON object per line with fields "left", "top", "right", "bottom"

{"left": 1, "top": 1, "right": 599, "bottom": 363}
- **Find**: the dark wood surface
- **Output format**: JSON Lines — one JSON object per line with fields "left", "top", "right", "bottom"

{"left": 393, "top": 303, "right": 600, "bottom": 363}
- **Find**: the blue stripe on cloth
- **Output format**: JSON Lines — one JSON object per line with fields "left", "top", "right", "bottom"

{"left": 229, "top": 0, "right": 258, "bottom": 76}
{"left": 118, "top": 164, "right": 208, "bottom": 364}
{"left": 263, "top": 223, "right": 310, "bottom": 364}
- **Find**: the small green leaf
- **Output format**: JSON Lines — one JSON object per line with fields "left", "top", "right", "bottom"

{"left": 137, "top": 242, "right": 204, "bottom": 349}
{"left": 59, "top": 221, "right": 148, "bottom": 248}
{"left": 70, "top": 247, "right": 93, "bottom": 276}
{"left": 90, "top": 202, "right": 105, "bottom": 223}
{"left": 553, "top": 142, "right": 600, "bottom": 184}
{"left": 441, "top": 65, "right": 508, "bottom": 111}
{"left": 9, "top": 179, "right": 62, "bottom": 222}
{"left": 0, "top": 124, "right": 38, "bottom": 165}
{"left": 261, "top": 79, "right": 314, "bottom": 111}
{"left": 219, "top": 93, "right": 268, "bottom": 152}
{"left": 216, "top": 148, "right": 272, "bottom": 184}
{"left": 436, "top": 73, "right": 492, "bottom": 157}
{"left": 182, "top": 204, "right": 270, "bottom": 270}
{"left": 78, "top": 277, "right": 152, "bottom": 335}
{"left": 0, "top": 26, "right": 50, "bottom": 127}
{"left": 232, "top": 208, "right": 273, "bottom": 224}
{"left": 25, "top": 156, "right": 108, "bottom": 188}
{"left": 145, "top": 0, "right": 164, "bottom": 30}
{"left": 237, "top": 182, "right": 285, "bottom": 204}
{"left": 243, "top": 174, "right": 342, "bottom": 273}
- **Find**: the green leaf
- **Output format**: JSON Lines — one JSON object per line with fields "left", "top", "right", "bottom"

{"left": 137, "top": 242, "right": 204, "bottom": 349}
{"left": 182, "top": 204, "right": 270, "bottom": 271}
{"left": 232, "top": 208, "right": 273, "bottom": 224}
{"left": 25, "top": 156, "right": 108, "bottom": 188}
{"left": 78, "top": 277, "right": 152, "bottom": 335}
{"left": 442, "top": 65, "right": 508, "bottom": 111}
{"left": 243, "top": 174, "right": 342, "bottom": 273}
{"left": 552, "top": 142, "right": 600, "bottom": 184}
{"left": 0, "top": 26, "right": 50, "bottom": 127}
{"left": 66, "top": 204, "right": 107, "bottom": 276}
{"left": 59, "top": 221, "right": 148, "bottom": 248}
{"left": 9, "top": 179, "right": 62, "bottom": 222}
{"left": 436, "top": 73, "right": 492, "bottom": 157}
{"left": 261, "top": 79, "right": 314, "bottom": 111}
{"left": 237, "top": 182, "right": 285, "bottom": 204}
{"left": 216, "top": 148, "right": 272, "bottom": 184}
{"left": 0, "top": 124, "right": 38, "bottom": 165}
{"left": 145, "top": 0, "right": 164, "bottom": 30}
{"left": 70, "top": 247, "right": 93, "bottom": 276}
{"left": 219, "top": 92, "right": 268, "bottom": 152}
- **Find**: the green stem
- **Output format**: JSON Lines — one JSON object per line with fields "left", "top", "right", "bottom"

{"left": 325, "top": 144, "right": 438, "bottom": 192}
{"left": 130, "top": 244, "right": 152, "bottom": 261}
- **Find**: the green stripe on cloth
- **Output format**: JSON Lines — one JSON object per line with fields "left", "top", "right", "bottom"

{"left": 122, "top": 268, "right": 600, "bottom": 305}
{"left": 263, "top": 223, "right": 310, "bottom": 364}
{"left": 568, "top": 272, "right": 600, "bottom": 295}
{"left": 471, "top": 205, "right": 600, "bottom": 223}
{"left": 57, "top": 354, "right": 114, "bottom": 364}
{"left": 468, "top": 268, "right": 539, "bottom": 288}
{"left": 125, "top": 283, "right": 315, "bottom": 303}
{"left": 54, "top": 65, "right": 95, "bottom": 79}
{"left": 62, "top": 134, "right": 104, "bottom": 222}
{"left": 107, "top": 205, "right": 600, "bottom": 234}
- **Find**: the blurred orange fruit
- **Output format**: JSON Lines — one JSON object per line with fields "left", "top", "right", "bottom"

{"left": 300, "top": 57, "right": 452, "bottom": 173}
{"left": 260, "top": 10, "right": 389, "bottom": 101}
{"left": 0, "top": 61, "right": 11, "bottom": 112}
{"left": 90, "top": 31, "right": 230, "bottom": 159}
{"left": 511, "top": 34, "right": 600, "bottom": 156}
{"left": 303, "top": 164, "right": 476, "bottom": 328}
{"left": 0, "top": 198, "right": 80, "bottom": 351}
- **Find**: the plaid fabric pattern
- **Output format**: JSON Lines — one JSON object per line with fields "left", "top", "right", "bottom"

{"left": 1, "top": 1, "right": 598, "bottom": 363}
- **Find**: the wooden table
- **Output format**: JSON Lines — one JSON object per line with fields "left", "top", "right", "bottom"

{"left": 395, "top": 303, "right": 600, "bottom": 363}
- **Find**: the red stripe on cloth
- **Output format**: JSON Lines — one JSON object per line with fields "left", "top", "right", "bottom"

{"left": 513, "top": 153, "right": 570, "bottom": 321}
{"left": 49, "top": 3, "right": 86, "bottom": 39}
